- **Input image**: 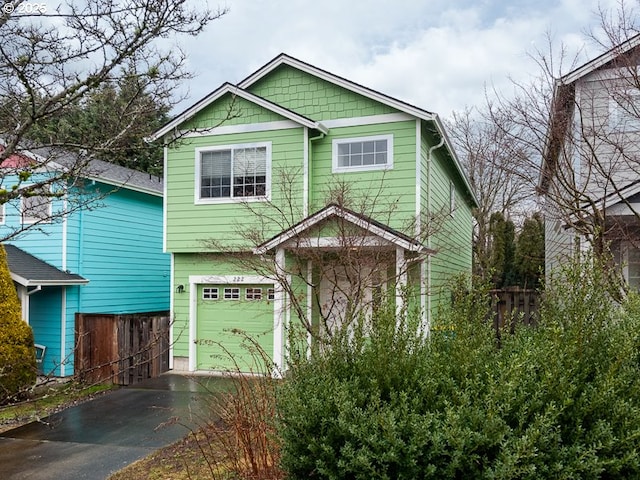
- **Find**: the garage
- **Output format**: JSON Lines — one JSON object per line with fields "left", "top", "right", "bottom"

{"left": 194, "top": 282, "right": 276, "bottom": 372}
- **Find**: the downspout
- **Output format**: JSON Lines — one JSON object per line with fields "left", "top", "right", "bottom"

{"left": 77, "top": 208, "right": 84, "bottom": 313}
{"left": 308, "top": 131, "right": 325, "bottom": 214}
{"left": 426, "top": 132, "right": 446, "bottom": 331}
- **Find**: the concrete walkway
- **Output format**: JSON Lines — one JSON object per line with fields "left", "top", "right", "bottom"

{"left": 0, "top": 374, "right": 224, "bottom": 480}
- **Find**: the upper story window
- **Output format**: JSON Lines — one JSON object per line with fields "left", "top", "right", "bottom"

{"left": 449, "top": 180, "right": 456, "bottom": 217}
{"left": 609, "top": 89, "right": 640, "bottom": 132}
{"left": 196, "top": 142, "right": 271, "bottom": 203}
{"left": 623, "top": 243, "right": 640, "bottom": 290}
{"left": 22, "top": 187, "right": 51, "bottom": 224}
{"left": 332, "top": 134, "right": 393, "bottom": 173}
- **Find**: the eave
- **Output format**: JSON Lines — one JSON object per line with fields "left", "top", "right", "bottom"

{"left": 254, "top": 203, "right": 433, "bottom": 255}
{"left": 148, "top": 83, "right": 328, "bottom": 142}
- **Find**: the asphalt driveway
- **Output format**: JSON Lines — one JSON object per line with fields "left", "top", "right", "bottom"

{"left": 0, "top": 373, "right": 224, "bottom": 480}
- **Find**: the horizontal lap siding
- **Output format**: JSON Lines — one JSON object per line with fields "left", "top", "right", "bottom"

{"left": 77, "top": 188, "right": 169, "bottom": 313}
{"left": 423, "top": 132, "right": 473, "bottom": 313}
{"left": 29, "top": 287, "right": 63, "bottom": 375}
{"left": 166, "top": 128, "right": 305, "bottom": 252}
{"left": 2, "top": 196, "right": 65, "bottom": 268}
{"left": 310, "top": 121, "right": 417, "bottom": 231}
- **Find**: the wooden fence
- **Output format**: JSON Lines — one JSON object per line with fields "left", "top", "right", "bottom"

{"left": 490, "top": 288, "right": 540, "bottom": 332}
{"left": 75, "top": 311, "right": 170, "bottom": 385}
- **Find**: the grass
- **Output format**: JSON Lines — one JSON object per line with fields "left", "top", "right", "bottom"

{"left": 108, "top": 425, "right": 231, "bottom": 480}
{"left": 0, "top": 379, "right": 115, "bottom": 432}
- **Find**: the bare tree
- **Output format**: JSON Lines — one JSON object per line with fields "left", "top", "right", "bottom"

{"left": 485, "top": 3, "right": 640, "bottom": 292}
{"left": 202, "top": 170, "right": 455, "bottom": 351}
{"left": 0, "top": 0, "right": 224, "bottom": 238}
{"left": 446, "top": 106, "right": 535, "bottom": 282}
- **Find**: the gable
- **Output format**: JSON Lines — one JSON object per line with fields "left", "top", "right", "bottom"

{"left": 255, "top": 204, "right": 429, "bottom": 255}
{"left": 183, "top": 91, "right": 289, "bottom": 130}
{"left": 246, "top": 64, "right": 399, "bottom": 121}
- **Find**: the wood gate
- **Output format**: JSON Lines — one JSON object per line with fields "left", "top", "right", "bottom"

{"left": 490, "top": 288, "right": 540, "bottom": 331}
{"left": 75, "top": 311, "right": 170, "bottom": 385}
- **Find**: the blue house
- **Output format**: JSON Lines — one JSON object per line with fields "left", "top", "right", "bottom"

{"left": 0, "top": 150, "right": 170, "bottom": 377}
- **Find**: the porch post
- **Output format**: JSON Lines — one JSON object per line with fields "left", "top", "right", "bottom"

{"left": 273, "top": 247, "right": 286, "bottom": 376}
{"left": 396, "top": 246, "right": 407, "bottom": 317}
{"left": 306, "top": 260, "right": 313, "bottom": 357}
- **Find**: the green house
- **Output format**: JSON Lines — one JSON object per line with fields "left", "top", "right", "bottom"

{"left": 150, "top": 54, "right": 477, "bottom": 374}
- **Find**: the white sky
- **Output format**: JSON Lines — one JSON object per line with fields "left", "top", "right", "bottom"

{"left": 172, "top": 0, "right": 622, "bottom": 118}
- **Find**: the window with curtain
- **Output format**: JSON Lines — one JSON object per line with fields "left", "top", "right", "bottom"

{"left": 198, "top": 143, "right": 269, "bottom": 201}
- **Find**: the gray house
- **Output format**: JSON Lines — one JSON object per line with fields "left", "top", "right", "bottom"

{"left": 540, "top": 34, "right": 640, "bottom": 287}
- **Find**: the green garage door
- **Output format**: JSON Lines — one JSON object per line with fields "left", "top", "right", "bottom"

{"left": 196, "top": 284, "right": 275, "bottom": 372}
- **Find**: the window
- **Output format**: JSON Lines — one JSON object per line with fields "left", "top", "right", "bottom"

{"left": 626, "top": 244, "right": 640, "bottom": 290}
{"left": 202, "top": 287, "right": 219, "bottom": 300}
{"left": 449, "top": 181, "right": 456, "bottom": 216}
{"left": 609, "top": 89, "right": 640, "bottom": 131}
{"left": 196, "top": 143, "right": 270, "bottom": 202}
{"left": 224, "top": 287, "right": 240, "bottom": 300}
{"left": 267, "top": 288, "right": 275, "bottom": 300}
{"left": 246, "top": 287, "right": 262, "bottom": 300}
{"left": 332, "top": 135, "right": 393, "bottom": 172}
{"left": 22, "top": 187, "right": 51, "bottom": 224}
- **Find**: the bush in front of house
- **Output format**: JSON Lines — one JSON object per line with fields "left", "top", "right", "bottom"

{"left": 276, "top": 259, "right": 640, "bottom": 479}
{"left": 0, "top": 244, "right": 36, "bottom": 404}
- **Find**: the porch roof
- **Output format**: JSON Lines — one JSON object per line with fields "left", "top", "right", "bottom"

{"left": 254, "top": 204, "right": 434, "bottom": 255}
{"left": 4, "top": 244, "right": 89, "bottom": 287}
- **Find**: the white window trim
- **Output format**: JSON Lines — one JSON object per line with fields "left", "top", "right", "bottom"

{"left": 449, "top": 180, "right": 456, "bottom": 217}
{"left": 332, "top": 134, "right": 393, "bottom": 173}
{"left": 187, "top": 274, "right": 284, "bottom": 374}
{"left": 0, "top": 203, "right": 5, "bottom": 225}
{"left": 202, "top": 287, "right": 219, "bottom": 300}
{"left": 246, "top": 287, "right": 263, "bottom": 300}
{"left": 223, "top": 287, "right": 240, "bottom": 300}
{"left": 21, "top": 185, "right": 52, "bottom": 224}
{"left": 609, "top": 89, "right": 640, "bottom": 132}
{"left": 194, "top": 142, "right": 272, "bottom": 205}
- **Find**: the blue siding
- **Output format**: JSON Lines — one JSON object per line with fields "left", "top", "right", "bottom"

{"left": 77, "top": 186, "right": 170, "bottom": 313}
{"left": 1, "top": 195, "right": 66, "bottom": 267}
{"left": 29, "top": 286, "right": 64, "bottom": 376}
{"left": 1, "top": 177, "right": 170, "bottom": 377}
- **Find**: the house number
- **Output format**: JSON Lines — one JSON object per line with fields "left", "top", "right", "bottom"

{"left": 232, "top": 276, "right": 245, "bottom": 282}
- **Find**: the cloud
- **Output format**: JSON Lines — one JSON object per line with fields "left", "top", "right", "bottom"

{"left": 171, "top": 0, "right": 628, "bottom": 117}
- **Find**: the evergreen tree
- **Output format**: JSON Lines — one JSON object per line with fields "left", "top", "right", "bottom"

{"left": 26, "top": 71, "right": 170, "bottom": 175}
{"left": 514, "top": 213, "right": 545, "bottom": 288}
{"left": 0, "top": 245, "right": 36, "bottom": 403}
{"left": 489, "top": 212, "right": 517, "bottom": 288}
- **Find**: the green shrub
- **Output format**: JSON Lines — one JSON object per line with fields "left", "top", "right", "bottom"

{"left": 276, "top": 260, "right": 640, "bottom": 479}
{"left": 0, "top": 244, "right": 36, "bottom": 404}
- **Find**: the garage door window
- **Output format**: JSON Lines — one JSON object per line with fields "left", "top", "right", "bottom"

{"left": 246, "top": 288, "right": 262, "bottom": 300}
{"left": 224, "top": 287, "right": 240, "bottom": 300}
{"left": 202, "top": 287, "right": 219, "bottom": 300}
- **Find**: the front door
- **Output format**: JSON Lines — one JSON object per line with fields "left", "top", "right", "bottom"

{"left": 318, "top": 265, "right": 382, "bottom": 334}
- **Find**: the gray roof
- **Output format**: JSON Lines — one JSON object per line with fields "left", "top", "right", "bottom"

{"left": 4, "top": 244, "right": 88, "bottom": 287}
{"left": 80, "top": 157, "right": 163, "bottom": 196}
{"left": 25, "top": 145, "right": 164, "bottom": 196}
